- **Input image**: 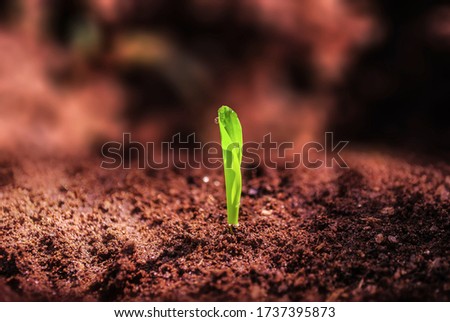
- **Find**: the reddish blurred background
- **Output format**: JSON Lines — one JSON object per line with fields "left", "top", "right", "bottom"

{"left": 0, "top": 0, "right": 449, "bottom": 159}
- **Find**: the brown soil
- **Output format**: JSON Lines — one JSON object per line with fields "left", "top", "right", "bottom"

{"left": 0, "top": 151, "right": 449, "bottom": 301}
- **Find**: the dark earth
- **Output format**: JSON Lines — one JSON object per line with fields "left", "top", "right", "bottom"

{"left": 0, "top": 151, "right": 449, "bottom": 301}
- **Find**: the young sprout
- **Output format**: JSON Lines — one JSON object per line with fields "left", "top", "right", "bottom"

{"left": 217, "top": 105, "right": 243, "bottom": 228}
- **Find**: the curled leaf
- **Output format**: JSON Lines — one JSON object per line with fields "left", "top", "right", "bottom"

{"left": 218, "top": 106, "right": 243, "bottom": 226}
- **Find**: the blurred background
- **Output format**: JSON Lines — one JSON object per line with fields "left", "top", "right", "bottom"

{"left": 0, "top": 0, "right": 449, "bottom": 159}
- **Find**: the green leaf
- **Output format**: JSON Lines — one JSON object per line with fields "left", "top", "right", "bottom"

{"left": 218, "top": 105, "right": 243, "bottom": 226}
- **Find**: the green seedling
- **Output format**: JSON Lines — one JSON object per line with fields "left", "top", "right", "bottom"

{"left": 217, "top": 105, "right": 243, "bottom": 228}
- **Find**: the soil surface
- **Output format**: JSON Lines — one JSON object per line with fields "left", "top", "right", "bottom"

{"left": 0, "top": 151, "right": 449, "bottom": 301}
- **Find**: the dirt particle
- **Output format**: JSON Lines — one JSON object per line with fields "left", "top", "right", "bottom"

{"left": 435, "top": 184, "right": 448, "bottom": 201}
{"left": 388, "top": 235, "right": 398, "bottom": 243}
{"left": 381, "top": 206, "right": 395, "bottom": 216}
{"left": 248, "top": 188, "right": 258, "bottom": 196}
{"left": 375, "top": 233, "right": 384, "bottom": 244}
{"left": 388, "top": 235, "right": 398, "bottom": 244}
